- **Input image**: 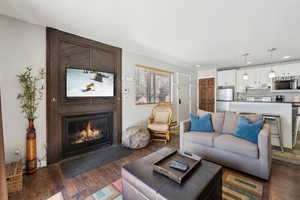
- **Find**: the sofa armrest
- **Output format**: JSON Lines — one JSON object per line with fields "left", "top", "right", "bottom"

{"left": 258, "top": 123, "right": 271, "bottom": 179}
{"left": 180, "top": 120, "right": 191, "bottom": 150}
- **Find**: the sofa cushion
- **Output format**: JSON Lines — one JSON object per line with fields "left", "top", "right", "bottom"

{"left": 148, "top": 123, "right": 169, "bottom": 131}
{"left": 190, "top": 114, "right": 214, "bottom": 132}
{"left": 214, "top": 134, "right": 258, "bottom": 158}
{"left": 240, "top": 114, "right": 263, "bottom": 123}
{"left": 197, "top": 109, "right": 225, "bottom": 133}
{"left": 184, "top": 131, "right": 221, "bottom": 147}
{"left": 234, "top": 117, "right": 264, "bottom": 144}
{"left": 222, "top": 112, "right": 240, "bottom": 134}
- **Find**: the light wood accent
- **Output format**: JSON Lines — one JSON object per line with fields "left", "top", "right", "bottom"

{"left": 136, "top": 64, "right": 174, "bottom": 74}
{"left": 0, "top": 92, "right": 8, "bottom": 200}
{"left": 199, "top": 78, "right": 215, "bottom": 112}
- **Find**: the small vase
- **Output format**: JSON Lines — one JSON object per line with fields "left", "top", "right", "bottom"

{"left": 26, "top": 120, "right": 37, "bottom": 174}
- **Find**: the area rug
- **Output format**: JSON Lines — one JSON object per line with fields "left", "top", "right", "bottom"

{"left": 60, "top": 146, "right": 131, "bottom": 179}
{"left": 47, "top": 192, "right": 64, "bottom": 200}
{"left": 86, "top": 171, "right": 263, "bottom": 200}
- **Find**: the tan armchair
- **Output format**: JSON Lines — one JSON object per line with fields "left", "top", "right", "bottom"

{"left": 147, "top": 103, "right": 172, "bottom": 143}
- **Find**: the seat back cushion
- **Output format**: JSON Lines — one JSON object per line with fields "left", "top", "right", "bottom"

{"left": 154, "top": 111, "right": 170, "bottom": 123}
{"left": 222, "top": 112, "right": 240, "bottom": 134}
{"left": 239, "top": 114, "right": 263, "bottom": 123}
{"left": 190, "top": 114, "right": 214, "bottom": 132}
{"left": 234, "top": 117, "right": 264, "bottom": 144}
{"left": 197, "top": 109, "right": 224, "bottom": 133}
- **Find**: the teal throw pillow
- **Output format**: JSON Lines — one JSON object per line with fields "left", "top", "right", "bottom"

{"left": 234, "top": 117, "right": 264, "bottom": 144}
{"left": 190, "top": 114, "right": 214, "bottom": 132}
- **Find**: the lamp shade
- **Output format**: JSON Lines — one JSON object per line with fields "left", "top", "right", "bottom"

{"left": 243, "top": 72, "right": 249, "bottom": 80}
{"left": 268, "top": 70, "right": 276, "bottom": 78}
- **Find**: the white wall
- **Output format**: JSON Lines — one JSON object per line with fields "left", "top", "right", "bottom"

{"left": 0, "top": 15, "right": 198, "bottom": 165}
{"left": 197, "top": 68, "right": 217, "bottom": 79}
{"left": 0, "top": 16, "right": 47, "bottom": 165}
{"left": 122, "top": 51, "right": 197, "bottom": 131}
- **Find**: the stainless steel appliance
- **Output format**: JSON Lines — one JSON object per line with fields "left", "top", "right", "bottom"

{"left": 246, "top": 96, "right": 272, "bottom": 102}
{"left": 275, "top": 95, "right": 285, "bottom": 102}
{"left": 216, "top": 88, "right": 234, "bottom": 112}
{"left": 273, "top": 79, "right": 298, "bottom": 90}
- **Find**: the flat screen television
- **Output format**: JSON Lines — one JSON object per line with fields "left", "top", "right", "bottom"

{"left": 66, "top": 68, "right": 114, "bottom": 97}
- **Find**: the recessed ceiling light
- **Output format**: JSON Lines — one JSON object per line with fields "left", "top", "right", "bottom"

{"left": 247, "top": 61, "right": 252, "bottom": 64}
{"left": 195, "top": 64, "right": 201, "bottom": 67}
{"left": 283, "top": 56, "right": 291, "bottom": 59}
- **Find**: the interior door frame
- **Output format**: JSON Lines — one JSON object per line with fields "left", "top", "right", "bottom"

{"left": 176, "top": 72, "right": 192, "bottom": 122}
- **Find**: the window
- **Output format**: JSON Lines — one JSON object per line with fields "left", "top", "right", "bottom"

{"left": 135, "top": 65, "right": 173, "bottom": 105}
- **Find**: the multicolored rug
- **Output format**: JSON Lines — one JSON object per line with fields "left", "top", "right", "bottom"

{"left": 86, "top": 171, "right": 263, "bottom": 200}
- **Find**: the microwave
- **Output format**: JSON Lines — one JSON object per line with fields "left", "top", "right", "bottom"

{"left": 273, "top": 80, "right": 297, "bottom": 90}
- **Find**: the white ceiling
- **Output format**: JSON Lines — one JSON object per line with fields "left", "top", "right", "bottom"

{"left": 1, "top": 0, "right": 300, "bottom": 70}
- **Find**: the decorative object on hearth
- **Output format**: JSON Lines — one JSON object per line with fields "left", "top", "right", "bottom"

{"left": 122, "top": 126, "right": 150, "bottom": 149}
{"left": 5, "top": 160, "right": 23, "bottom": 194}
{"left": 17, "top": 66, "right": 45, "bottom": 174}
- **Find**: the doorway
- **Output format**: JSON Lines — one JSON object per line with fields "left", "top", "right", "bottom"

{"left": 199, "top": 78, "right": 215, "bottom": 112}
{"left": 177, "top": 73, "right": 191, "bottom": 122}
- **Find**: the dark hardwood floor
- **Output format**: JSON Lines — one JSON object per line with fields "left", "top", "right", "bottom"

{"left": 9, "top": 135, "right": 300, "bottom": 200}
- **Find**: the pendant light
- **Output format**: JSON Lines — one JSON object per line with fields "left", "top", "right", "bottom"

{"left": 242, "top": 53, "right": 250, "bottom": 80}
{"left": 268, "top": 48, "right": 276, "bottom": 79}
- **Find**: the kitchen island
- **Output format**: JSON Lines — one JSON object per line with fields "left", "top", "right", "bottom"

{"left": 217, "top": 100, "right": 294, "bottom": 149}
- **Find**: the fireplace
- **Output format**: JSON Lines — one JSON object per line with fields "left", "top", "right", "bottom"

{"left": 62, "top": 112, "right": 113, "bottom": 158}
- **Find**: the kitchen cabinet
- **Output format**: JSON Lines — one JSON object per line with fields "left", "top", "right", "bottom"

{"left": 236, "top": 68, "right": 272, "bottom": 92}
{"left": 217, "top": 70, "right": 236, "bottom": 87}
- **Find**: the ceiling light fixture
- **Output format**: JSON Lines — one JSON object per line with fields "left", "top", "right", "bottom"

{"left": 242, "top": 53, "right": 250, "bottom": 80}
{"left": 283, "top": 56, "right": 291, "bottom": 59}
{"left": 268, "top": 48, "right": 276, "bottom": 79}
{"left": 195, "top": 64, "right": 201, "bottom": 68}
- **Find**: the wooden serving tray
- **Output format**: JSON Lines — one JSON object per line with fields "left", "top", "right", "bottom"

{"left": 153, "top": 149, "right": 201, "bottom": 184}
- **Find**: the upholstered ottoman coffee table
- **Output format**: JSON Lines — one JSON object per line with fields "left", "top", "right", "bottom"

{"left": 121, "top": 147, "right": 223, "bottom": 200}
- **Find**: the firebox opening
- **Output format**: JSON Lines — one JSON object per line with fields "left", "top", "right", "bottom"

{"left": 63, "top": 112, "right": 113, "bottom": 158}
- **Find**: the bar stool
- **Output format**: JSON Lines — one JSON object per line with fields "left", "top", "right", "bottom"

{"left": 263, "top": 114, "right": 284, "bottom": 152}
{"left": 293, "top": 114, "right": 300, "bottom": 147}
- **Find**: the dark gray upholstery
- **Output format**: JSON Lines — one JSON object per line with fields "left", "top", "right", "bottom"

{"left": 180, "top": 110, "right": 271, "bottom": 180}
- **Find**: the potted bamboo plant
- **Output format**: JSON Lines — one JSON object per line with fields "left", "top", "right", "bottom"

{"left": 17, "top": 67, "right": 45, "bottom": 174}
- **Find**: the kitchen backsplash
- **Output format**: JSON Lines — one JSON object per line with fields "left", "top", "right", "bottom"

{"left": 236, "top": 89, "right": 300, "bottom": 102}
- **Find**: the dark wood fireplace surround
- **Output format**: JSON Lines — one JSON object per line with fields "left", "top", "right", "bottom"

{"left": 46, "top": 28, "right": 122, "bottom": 164}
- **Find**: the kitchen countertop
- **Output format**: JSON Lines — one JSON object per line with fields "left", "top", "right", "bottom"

{"left": 216, "top": 100, "right": 300, "bottom": 105}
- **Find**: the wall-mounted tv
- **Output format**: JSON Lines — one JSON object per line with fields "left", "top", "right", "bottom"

{"left": 66, "top": 68, "right": 114, "bottom": 98}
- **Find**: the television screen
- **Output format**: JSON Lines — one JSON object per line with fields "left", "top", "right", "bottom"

{"left": 66, "top": 68, "right": 114, "bottom": 97}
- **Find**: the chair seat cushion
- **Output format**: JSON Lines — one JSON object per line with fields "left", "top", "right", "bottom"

{"left": 214, "top": 134, "right": 258, "bottom": 158}
{"left": 184, "top": 131, "right": 221, "bottom": 147}
{"left": 148, "top": 123, "right": 169, "bottom": 131}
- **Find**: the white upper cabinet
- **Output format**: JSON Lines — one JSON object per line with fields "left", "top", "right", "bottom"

{"left": 236, "top": 68, "right": 272, "bottom": 92}
{"left": 217, "top": 69, "right": 236, "bottom": 87}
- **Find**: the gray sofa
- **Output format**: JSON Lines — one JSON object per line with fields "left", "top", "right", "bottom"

{"left": 180, "top": 110, "right": 271, "bottom": 180}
